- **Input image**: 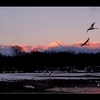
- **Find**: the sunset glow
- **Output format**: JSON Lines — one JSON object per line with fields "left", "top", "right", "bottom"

{"left": 0, "top": 7, "right": 100, "bottom": 46}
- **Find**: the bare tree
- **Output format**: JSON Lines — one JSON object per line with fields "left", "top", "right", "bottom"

{"left": 11, "top": 45, "right": 24, "bottom": 56}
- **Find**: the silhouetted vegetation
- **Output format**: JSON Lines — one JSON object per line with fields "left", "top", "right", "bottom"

{"left": 0, "top": 79, "right": 100, "bottom": 93}
{"left": 0, "top": 79, "right": 98, "bottom": 93}
{"left": 0, "top": 47, "right": 100, "bottom": 73}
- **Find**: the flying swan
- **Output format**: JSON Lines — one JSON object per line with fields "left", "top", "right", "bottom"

{"left": 81, "top": 38, "right": 90, "bottom": 46}
{"left": 87, "top": 22, "right": 98, "bottom": 32}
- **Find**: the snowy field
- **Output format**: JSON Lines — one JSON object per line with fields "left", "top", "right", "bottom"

{"left": 1, "top": 72, "right": 100, "bottom": 93}
{"left": 0, "top": 71, "right": 100, "bottom": 81}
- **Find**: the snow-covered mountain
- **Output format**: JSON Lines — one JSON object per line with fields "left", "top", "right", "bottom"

{"left": 1, "top": 40, "right": 100, "bottom": 56}
{"left": 48, "top": 40, "right": 66, "bottom": 47}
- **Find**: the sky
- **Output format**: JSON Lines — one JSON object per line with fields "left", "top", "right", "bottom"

{"left": 0, "top": 7, "right": 100, "bottom": 46}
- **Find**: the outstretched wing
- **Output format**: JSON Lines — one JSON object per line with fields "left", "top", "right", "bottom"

{"left": 84, "top": 38, "right": 90, "bottom": 44}
{"left": 87, "top": 28, "right": 89, "bottom": 32}
{"left": 81, "top": 38, "right": 90, "bottom": 46}
{"left": 91, "top": 22, "right": 96, "bottom": 28}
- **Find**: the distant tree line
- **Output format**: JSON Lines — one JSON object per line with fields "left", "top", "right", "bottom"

{"left": 0, "top": 45, "right": 100, "bottom": 72}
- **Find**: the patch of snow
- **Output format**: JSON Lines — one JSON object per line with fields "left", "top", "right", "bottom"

{"left": 23, "top": 85, "right": 35, "bottom": 89}
{"left": 0, "top": 72, "right": 100, "bottom": 81}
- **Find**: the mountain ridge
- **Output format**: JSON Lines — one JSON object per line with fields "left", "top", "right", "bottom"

{"left": 1, "top": 40, "right": 100, "bottom": 56}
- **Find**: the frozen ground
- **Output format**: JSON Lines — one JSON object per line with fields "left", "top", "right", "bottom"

{"left": 0, "top": 71, "right": 100, "bottom": 81}
{"left": 0, "top": 72, "right": 100, "bottom": 93}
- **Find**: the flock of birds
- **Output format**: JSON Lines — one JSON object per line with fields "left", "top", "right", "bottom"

{"left": 81, "top": 22, "right": 99, "bottom": 46}
{"left": 48, "top": 22, "right": 99, "bottom": 76}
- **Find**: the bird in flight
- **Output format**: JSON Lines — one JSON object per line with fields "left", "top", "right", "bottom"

{"left": 81, "top": 38, "right": 90, "bottom": 46}
{"left": 87, "top": 22, "right": 98, "bottom": 32}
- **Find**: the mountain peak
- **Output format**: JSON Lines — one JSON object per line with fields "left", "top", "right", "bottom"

{"left": 1, "top": 41, "right": 100, "bottom": 56}
{"left": 48, "top": 40, "right": 66, "bottom": 47}
{"left": 56, "top": 40, "right": 66, "bottom": 45}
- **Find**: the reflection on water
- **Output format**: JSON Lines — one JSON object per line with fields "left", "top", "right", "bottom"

{"left": 0, "top": 72, "right": 100, "bottom": 93}
{"left": 46, "top": 87, "right": 100, "bottom": 94}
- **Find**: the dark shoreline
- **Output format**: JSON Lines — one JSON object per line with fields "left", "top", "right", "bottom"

{"left": 0, "top": 79, "right": 100, "bottom": 93}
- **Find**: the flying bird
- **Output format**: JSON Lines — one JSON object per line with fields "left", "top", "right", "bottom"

{"left": 87, "top": 22, "right": 98, "bottom": 32}
{"left": 81, "top": 38, "right": 90, "bottom": 46}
